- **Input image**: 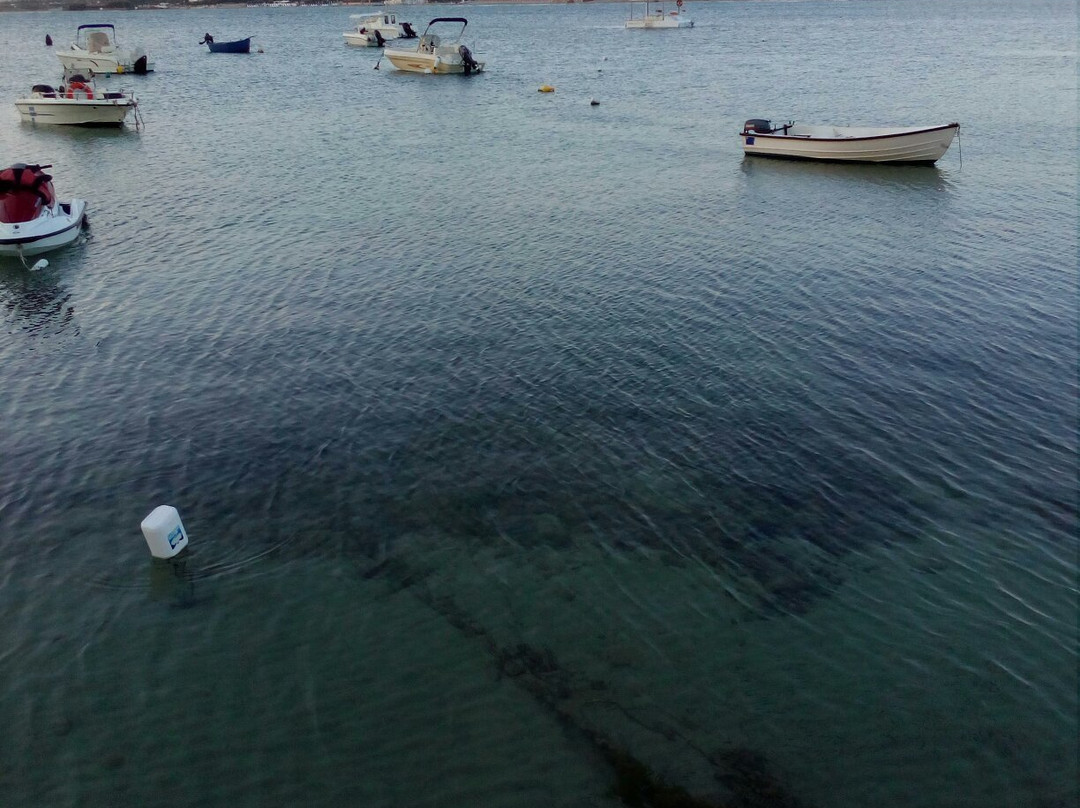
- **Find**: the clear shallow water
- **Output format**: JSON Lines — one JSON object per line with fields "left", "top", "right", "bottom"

{"left": 0, "top": 1, "right": 1076, "bottom": 806}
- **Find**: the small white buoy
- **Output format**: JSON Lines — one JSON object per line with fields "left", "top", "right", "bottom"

{"left": 141, "top": 505, "right": 189, "bottom": 559}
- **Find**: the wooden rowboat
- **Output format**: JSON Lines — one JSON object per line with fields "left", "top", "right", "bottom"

{"left": 202, "top": 36, "right": 252, "bottom": 54}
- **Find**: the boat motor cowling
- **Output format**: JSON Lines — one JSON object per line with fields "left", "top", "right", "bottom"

{"left": 459, "top": 44, "right": 478, "bottom": 75}
{"left": 0, "top": 164, "right": 57, "bottom": 224}
{"left": 743, "top": 119, "right": 774, "bottom": 135}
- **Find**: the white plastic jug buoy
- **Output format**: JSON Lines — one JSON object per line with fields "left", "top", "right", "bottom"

{"left": 141, "top": 505, "right": 189, "bottom": 559}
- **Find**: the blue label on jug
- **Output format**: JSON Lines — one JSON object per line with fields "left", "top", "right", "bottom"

{"left": 167, "top": 525, "right": 184, "bottom": 548}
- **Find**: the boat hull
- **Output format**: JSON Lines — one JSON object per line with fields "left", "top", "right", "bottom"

{"left": 344, "top": 32, "right": 380, "bottom": 47}
{"left": 16, "top": 97, "right": 135, "bottom": 126}
{"left": 741, "top": 123, "right": 959, "bottom": 164}
{"left": 56, "top": 51, "right": 153, "bottom": 75}
{"left": 207, "top": 38, "right": 251, "bottom": 54}
{"left": 0, "top": 201, "right": 87, "bottom": 257}
{"left": 382, "top": 49, "right": 483, "bottom": 74}
{"left": 625, "top": 17, "right": 693, "bottom": 28}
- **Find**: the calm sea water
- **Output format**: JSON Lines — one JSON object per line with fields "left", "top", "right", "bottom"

{"left": 0, "top": 1, "right": 1076, "bottom": 806}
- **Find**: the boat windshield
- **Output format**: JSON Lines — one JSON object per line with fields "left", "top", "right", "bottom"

{"left": 420, "top": 17, "right": 468, "bottom": 43}
{"left": 86, "top": 31, "right": 111, "bottom": 51}
{"left": 77, "top": 25, "right": 118, "bottom": 48}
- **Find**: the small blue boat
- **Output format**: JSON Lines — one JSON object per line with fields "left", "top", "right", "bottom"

{"left": 200, "top": 34, "right": 252, "bottom": 54}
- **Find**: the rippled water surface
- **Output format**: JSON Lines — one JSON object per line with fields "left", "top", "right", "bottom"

{"left": 0, "top": 0, "right": 1076, "bottom": 805}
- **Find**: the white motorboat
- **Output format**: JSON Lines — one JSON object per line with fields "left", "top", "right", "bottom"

{"left": 381, "top": 17, "right": 483, "bottom": 74}
{"left": 625, "top": 0, "right": 693, "bottom": 29}
{"left": 15, "top": 76, "right": 139, "bottom": 127}
{"left": 344, "top": 12, "right": 418, "bottom": 47}
{"left": 740, "top": 120, "right": 960, "bottom": 164}
{"left": 56, "top": 23, "right": 153, "bottom": 75}
{"left": 0, "top": 164, "right": 86, "bottom": 263}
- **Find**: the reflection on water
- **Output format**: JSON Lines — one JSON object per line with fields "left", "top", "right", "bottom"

{"left": 147, "top": 554, "right": 199, "bottom": 608}
{"left": 0, "top": 269, "right": 78, "bottom": 338}
{"left": 16, "top": 122, "right": 138, "bottom": 139}
{"left": 739, "top": 154, "right": 953, "bottom": 191}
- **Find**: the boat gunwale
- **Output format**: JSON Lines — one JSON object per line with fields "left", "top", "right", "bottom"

{"left": 741, "top": 122, "right": 959, "bottom": 144}
{"left": 17, "top": 98, "right": 136, "bottom": 106}
{"left": 0, "top": 210, "right": 85, "bottom": 246}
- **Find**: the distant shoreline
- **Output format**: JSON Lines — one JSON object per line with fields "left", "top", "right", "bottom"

{"left": 1, "top": 0, "right": 726, "bottom": 14}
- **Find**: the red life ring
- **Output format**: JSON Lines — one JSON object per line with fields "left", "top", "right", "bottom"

{"left": 65, "top": 81, "right": 94, "bottom": 100}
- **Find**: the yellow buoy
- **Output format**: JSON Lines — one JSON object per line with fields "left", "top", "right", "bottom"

{"left": 538, "top": 85, "right": 555, "bottom": 93}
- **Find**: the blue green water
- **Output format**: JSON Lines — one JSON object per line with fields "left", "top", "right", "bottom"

{"left": 0, "top": 1, "right": 1076, "bottom": 806}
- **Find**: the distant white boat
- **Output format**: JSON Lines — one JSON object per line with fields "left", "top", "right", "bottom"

{"left": 56, "top": 23, "right": 153, "bottom": 75}
{"left": 625, "top": 0, "right": 693, "bottom": 29}
{"left": 381, "top": 17, "right": 483, "bottom": 75}
{"left": 344, "top": 12, "right": 418, "bottom": 47}
{"left": 740, "top": 120, "right": 960, "bottom": 165}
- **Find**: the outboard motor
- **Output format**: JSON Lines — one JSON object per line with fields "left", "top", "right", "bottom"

{"left": 374, "top": 30, "right": 386, "bottom": 47}
{"left": 459, "top": 45, "right": 478, "bottom": 75}
{"left": 134, "top": 54, "right": 149, "bottom": 74}
{"left": 0, "top": 164, "right": 56, "bottom": 224}
{"left": 401, "top": 22, "right": 417, "bottom": 38}
{"left": 743, "top": 119, "right": 774, "bottom": 135}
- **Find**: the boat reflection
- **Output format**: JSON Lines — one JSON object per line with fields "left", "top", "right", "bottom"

{"left": 0, "top": 271, "right": 78, "bottom": 338}
{"left": 739, "top": 154, "right": 954, "bottom": 192}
